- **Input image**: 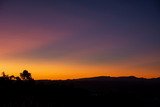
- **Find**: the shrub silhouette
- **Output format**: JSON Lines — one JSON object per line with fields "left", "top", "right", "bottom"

{"left": 20, "top": 70, "right": 33, "bottom": 80}
{"left": 15, "top": 76, "right": 21, "bottom": 81}
{"left": 9, "top": 75, "right": 15, "bottom": 80}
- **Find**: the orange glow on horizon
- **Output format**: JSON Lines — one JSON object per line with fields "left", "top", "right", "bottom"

{"left": 0, "top": 59, "right": 159, "bottom": 80}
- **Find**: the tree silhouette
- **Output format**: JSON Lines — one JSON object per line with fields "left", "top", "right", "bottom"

{"left": 1, "top": 72, "right": 9, "bottom": 80}
{"left": 20, "top": 70, "right": 33, "bottom": 80}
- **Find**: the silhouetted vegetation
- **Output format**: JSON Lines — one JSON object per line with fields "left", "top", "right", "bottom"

{"left": 20, "top": 70, "right": 33, "bottom": 80}
{"left": 0, "top": 73, "right": 160, "bottom": 107}
{"left": 0, "top": 70, "right": 33, "bottom": 81}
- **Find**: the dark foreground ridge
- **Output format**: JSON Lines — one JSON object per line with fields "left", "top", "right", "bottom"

{"left": 0, "top": 75, "right": 160, "bottom": 107}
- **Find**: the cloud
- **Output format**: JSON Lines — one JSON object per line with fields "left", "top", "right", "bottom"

{"left": 0, "top": 27, "right": 71, "bottom": 58}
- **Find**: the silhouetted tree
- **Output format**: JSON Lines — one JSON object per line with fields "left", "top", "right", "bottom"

{"left": 1, "top": 72, "right": 9, "bottom": 80}
{"left": 2, "top": 72, "right": 5, "bottom": 77}
{"left": 20, "top": 70, "right": 33, "bottom": 80}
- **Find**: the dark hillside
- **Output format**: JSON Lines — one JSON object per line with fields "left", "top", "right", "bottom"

{"left": 0, "top": 76, "right": 160, "bottom": 107}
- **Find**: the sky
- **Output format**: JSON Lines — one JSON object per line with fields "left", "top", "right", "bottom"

{"left": 0, "top": 0, "right": 160, "bottom": 79}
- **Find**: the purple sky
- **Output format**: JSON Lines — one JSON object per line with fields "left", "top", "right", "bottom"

{"left": 0, "top": 0, "right": 160, "bottom": 79}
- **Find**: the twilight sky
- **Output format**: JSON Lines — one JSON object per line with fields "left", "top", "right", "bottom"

{"left": 0, "top": 0, "right": 160, "bottom": 79}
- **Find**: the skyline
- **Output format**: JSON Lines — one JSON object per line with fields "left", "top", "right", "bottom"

{"left": 0, "top": 0, "right": 160, "bottom": 79}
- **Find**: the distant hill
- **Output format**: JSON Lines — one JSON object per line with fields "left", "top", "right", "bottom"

{"left": 1, "top": 76, "right": 160, "bottom": 107}
{"left": 66, "top": 76, "right": 160, "bottom": 82}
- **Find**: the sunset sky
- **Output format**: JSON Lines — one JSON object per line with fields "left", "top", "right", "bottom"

{"left": 0, "top": 0, "right": 160, "bottom": 79}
